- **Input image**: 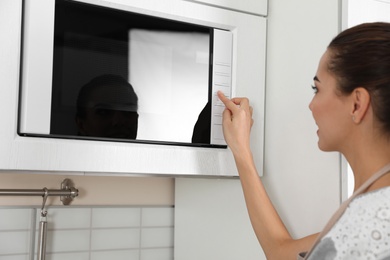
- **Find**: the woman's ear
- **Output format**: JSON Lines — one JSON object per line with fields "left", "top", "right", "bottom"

{"left": 351, "top": 87, "right": 370, "bottom": 123}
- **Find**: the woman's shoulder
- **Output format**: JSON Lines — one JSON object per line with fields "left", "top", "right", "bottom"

{"left": 308, "top": 186, "right": 390, "bottom": 259}
{"left": 341, "top": 185, "right": 390, "bottom": 233}
{"left": 352, "top": 185, "right": 390, "bottom": 209}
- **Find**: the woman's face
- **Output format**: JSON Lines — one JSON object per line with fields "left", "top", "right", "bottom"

{"left": 309, "top": 50, "right": 353, "bottom": 152}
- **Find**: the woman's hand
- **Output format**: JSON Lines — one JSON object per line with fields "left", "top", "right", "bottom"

{"left": 217, "top": 91, "right": 254, "bottom": 157}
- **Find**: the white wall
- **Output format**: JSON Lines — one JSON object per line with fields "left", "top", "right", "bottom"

{"left": 345, "top": 0, "right": 390, "bottom": 27}
{"left": 175, "top": 0, "right": 342, "bottom": 259}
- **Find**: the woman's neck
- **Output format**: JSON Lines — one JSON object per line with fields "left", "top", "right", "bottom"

{"left": 343, "top": 133, "right": 390, "bottom": 193}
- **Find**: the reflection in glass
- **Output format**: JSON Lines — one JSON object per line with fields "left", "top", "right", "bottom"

{"left": 192, "top": 102, "right": 211, "bottom": 144}
{"left": 75, "top": 74, "right": 138, "bottom": 139}
{"left": 129, "top": 29, "right": 210, "bottom": 143}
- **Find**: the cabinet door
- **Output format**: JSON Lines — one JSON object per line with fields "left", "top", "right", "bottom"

{"left": 187, "top": 0, "right": 268, "bottom": 16}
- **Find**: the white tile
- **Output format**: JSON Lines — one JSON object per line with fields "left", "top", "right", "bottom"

{"left": 45, "top": 252, "right": 89, "bottom": 260}
{"left": 141, "top": 227, "right": 174, "bottom": 248}
{"left": 44, "top": 230, "right": 90, "bottom": 253}
{"left": 0, "top": 206, "right": 175, "bottom": 259}
{"left": 92, "top": 208, "right": 141, "bottom": 228}
{"left": 141, "top": 248, "right": 174, "bottom": 260}
{"left": 91, "top": 229, "right": 140, "bottom": 250}
{"left": 0, "top": 231, "right": 30, "bottom": 255}
{"left": 0, "top": 209, "right": 33, "bottom": 230}
{"left": 0, "top": 255, "right": 29, "bottom": 260}
{"left": 142, "top": 207, "right": 174, "bottom": 227}
{"left": 38, "top": 208, "right": 92, "bottom": 230}
{"left": 91, "top": 249, "right": 139, "bottom": 260}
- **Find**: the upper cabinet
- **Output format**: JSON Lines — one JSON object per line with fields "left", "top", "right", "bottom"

{"left": 0, "top": 0, "right": 266, "bottom": 177}
{"left": 186, "top": 0, "right": 268, "bottom": 16}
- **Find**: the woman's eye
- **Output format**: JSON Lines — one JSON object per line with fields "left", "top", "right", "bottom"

{"left": 311, "top": 85, "right": 318, "bottom": 94}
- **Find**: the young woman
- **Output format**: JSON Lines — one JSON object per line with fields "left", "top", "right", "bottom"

{"left": 217, "top": 22, "right": 390, "bottom": 260}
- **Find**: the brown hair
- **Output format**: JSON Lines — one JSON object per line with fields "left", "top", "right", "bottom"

{"left": 327, "top": 22, "right": 390, "bottom": 135}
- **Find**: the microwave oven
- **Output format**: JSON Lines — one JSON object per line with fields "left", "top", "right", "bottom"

{"left": 19, "top": 0, "right": 233, "bottom": 148}
{"left": 3, "top": 0, "right": 266, "bottom": 176}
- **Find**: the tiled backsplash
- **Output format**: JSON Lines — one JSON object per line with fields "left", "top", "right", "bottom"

{"left": 0, "top": 206, "right": 174, "bottom": 260}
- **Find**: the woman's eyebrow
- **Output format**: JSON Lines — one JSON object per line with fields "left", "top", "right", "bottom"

{"left": 313, "top": 76, "right": 320, "bottom": 82}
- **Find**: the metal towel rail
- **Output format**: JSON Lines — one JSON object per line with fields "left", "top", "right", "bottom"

{"left": 0, "top": 179, "right": 79, "bottom": 260}
{"left": 0, "top": 178, "right": 78, "bottom": 204}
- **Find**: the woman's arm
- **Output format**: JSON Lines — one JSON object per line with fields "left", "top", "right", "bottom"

{"left": 217, "top": 91, "right": 318, "bottom": 260}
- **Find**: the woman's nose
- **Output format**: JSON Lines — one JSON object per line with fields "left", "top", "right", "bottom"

{"left": 308, "top": 98, "right": 314, "bottom": 111}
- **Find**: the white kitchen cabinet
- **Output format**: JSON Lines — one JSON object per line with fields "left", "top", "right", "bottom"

{"left": 175, "top": 0, "right": 341, "bottom": 259}
{"left": 0, "top": 0, "right": 266, "bottom": 177}
{"left": 185, "top": 0, "right": 268, "bottom": 16}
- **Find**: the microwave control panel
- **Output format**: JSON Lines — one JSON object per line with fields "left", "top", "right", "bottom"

{"left": 211, "top": 29, "right": 233, "bottom": 146}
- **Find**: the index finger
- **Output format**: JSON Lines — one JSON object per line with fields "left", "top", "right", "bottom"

{"left": 217, "top": 91, "right": 250, "bottom": 110}
{"left": 217, "top": 91, "right": 237, "bottom": 111}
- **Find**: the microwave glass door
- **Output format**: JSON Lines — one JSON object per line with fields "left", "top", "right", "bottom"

{"left": 50, "top": 0, "right": 218, "bottom": 147}
{"left": 19, "top": 0, "right": 232, "bottom": 147}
